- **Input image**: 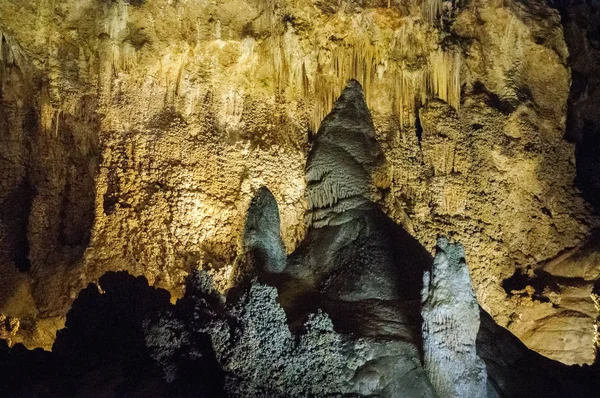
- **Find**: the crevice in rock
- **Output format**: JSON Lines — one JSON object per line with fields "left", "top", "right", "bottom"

{"left": 502, "top": 268, "right": 552, "bottom": 303}
{"left": 2, "top": 179, "right": 34, "bottom": 272}
{"left": 415, "top": 107, "right": 423, "bottom": 148}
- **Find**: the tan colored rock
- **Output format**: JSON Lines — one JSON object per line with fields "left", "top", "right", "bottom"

{"left": 543, "top": 231, "right": 600, "bottom": 281}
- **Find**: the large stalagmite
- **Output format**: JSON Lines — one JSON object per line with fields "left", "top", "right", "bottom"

{"left": 243, "top": 80, "right": 438, "bottom": 396}
{"left": 421, "top": 237, "right": 487, "bottom": 397}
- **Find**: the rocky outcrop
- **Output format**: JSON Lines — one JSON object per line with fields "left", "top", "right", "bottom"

{"left": 478, "top": 307, "right": 600, "bottom": 398}
{"left": 144, "top": 271, "right": 437, "bottom": 398}
{"left": 246, "top": 81, "right": 432, "bottom": 341}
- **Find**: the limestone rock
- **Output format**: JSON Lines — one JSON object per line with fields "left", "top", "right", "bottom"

{"left": 145, "top": 271, "right": 437, "bottom": 397}
{"left": 421, "top": 237, "right": 487, "bottom": 398}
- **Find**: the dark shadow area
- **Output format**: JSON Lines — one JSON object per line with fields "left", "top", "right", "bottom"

{"left": 55, "top": 121, "right": 98, "bottom": 264}
{"left": 471, "top": 81, "right": 516, "bottom": 115}
{"left": 477, "top": 307, "right": 600, "bottom": 398}
{"left": 575, "top": 122, "right": 600, "bottom": 209}
{"left": 1, "top": 179, "right": 34, "bottom": 272}
{"left": 0, "top": 271, "right": 192, "bottom": 397}
{"left": 556, "top": 0, "right": 600, "bottom": 211}
{"left": 415, "top": 107, "right": 423, "bottom": 147}
{"left": 502, "top": 268, "right": 553, "bottom": 303}
{"left": 0, "top": 101, "right": 34, "bottom": 272}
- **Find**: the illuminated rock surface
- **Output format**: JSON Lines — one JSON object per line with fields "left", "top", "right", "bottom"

{"left": 0, "top": 0, "right": 599, "bottom": 372}
{"left": 421, "top": 237, "right": 487, "bottom": 398}
{"left": 1, "top": 76, "right": 599, "bottom": 397}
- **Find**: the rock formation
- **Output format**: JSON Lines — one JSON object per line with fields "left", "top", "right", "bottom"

{"left": 0, "top": 0, "right": 599, "bottom": 372}
{"left": 1, "top": 72, "right": 600, "bottom": 397}
{"left": 144, "top": 271, "right": 438, "bottom": 397}
{"left": 242, "top": 79, "right": 437, "bottom": 396}
{"left": 421, "top": 237, "right": 488, "bottom": 398}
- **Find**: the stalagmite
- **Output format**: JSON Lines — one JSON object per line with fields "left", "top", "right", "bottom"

{"left": 421, "top": 237, "right": 488, "bottom": 398}
{"left": 243, "top": 187, "right": 287, "bottom": 274}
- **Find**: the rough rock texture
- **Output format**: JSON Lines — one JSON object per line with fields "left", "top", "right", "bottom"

{"left": 3, "top": 265, "right": 600, "bottom": 397}
{"left": 245, "top": 81, "right": 432, "bottom": 344}
{"left": 379, "top": 2, "right": 600, "bottom": 364}
{"left": 478, "top": 308, "right": 600, "bottom": 398}
{"left": 0, "top": 0, "right": 598, "bottom": 365}
{"left": 145, "top": 271, "right": 437, "bottom": 397}
{"left": 421, "top": 237, "right": 487, "bottom": 398}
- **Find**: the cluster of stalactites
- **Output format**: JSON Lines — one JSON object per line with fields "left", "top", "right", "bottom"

{"left": 103, "top": 1, "right": 136, "bottom": 72}
{"left": 265, "top": 16, "right": 462, "bottom": 132}
{"left": 423, "top": 0, "right": 445, "bottom": 25}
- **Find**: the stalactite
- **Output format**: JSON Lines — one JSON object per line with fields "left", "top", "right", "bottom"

{"left": 0, "top": 31, "right": 9, "bottom": 65}
{"left": 103, "top": 1, "right": 135, "bottom": 73}
{"left": 393, "top": 68, "right": 427, "bottom": 128}
{"left": 104, "top": 1, "right": 129, "bottom": 40}
{"left": 0, "top": 31, "right": 22, "bottom": 69}
{"left": 309, "top": 40, "right": 381, "bottom": 131}
{"left": 428, "top": 49, "right": 462, "bottom": 112}
{"left": 121, "top": 42, "right": 137, "bottom": 71}
{"left": 423, "top": 0, "right": 444, "bottom": 25}
{"left": 262, "top": 13, "right": 462, "bottom": 132}
{"left": 41, "top": 99, "right": 55, "bottom": 134}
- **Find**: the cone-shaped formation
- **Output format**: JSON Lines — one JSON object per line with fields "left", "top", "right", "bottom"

{"left": 288, "top": 79, "right": 432, "bottom": 309}
{"left": 306, "top": 80, "right": 385, "bottom": 228}
{"left": 243, "top": 187, "right": 287, "bottom": 274}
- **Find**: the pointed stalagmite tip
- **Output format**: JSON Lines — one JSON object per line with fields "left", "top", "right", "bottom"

{"left": 333, "top": 79, "right": 365, "bottom": 108}
{"left": 316, "top": 79, "right": 373, "bottom": 139}
{"left": 344, "top": 78, "right": 363, "bottom": 91}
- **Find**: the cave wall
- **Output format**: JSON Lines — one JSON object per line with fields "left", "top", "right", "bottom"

{"left": 558, "top": 0, "right": 600, "bottom": 210}
{"left": 0, "top": 0, "right": 598, "bottom": 364}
